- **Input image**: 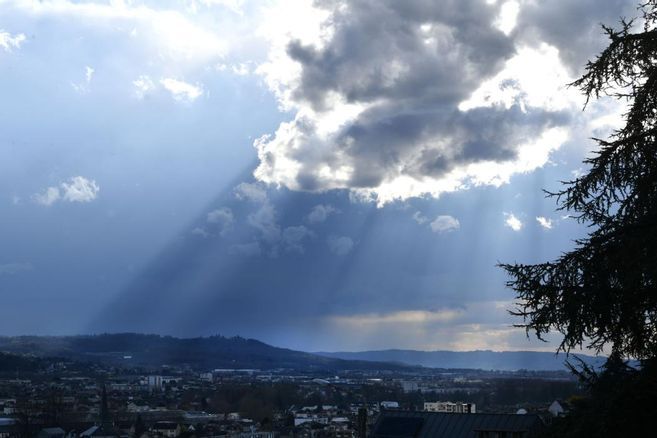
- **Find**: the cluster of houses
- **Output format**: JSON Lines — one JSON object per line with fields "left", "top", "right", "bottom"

{"left": 0, "top": 361, "right": 575, "bottom": 438}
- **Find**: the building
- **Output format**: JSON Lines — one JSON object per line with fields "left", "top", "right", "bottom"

{"left": 424, "top": 401, "right": 476, "bottom": 414}
{"left": 147, "top": 376, "right": 181, "bottom": 390}
{"left": 400, "top": 381, "right": 419, "bottom": 393}
{"left": 370, "top": 410, "right": 544, "bottom": 438}
{"left": 548, "top": 400, "right": 570, "bottom": 417}
{"left": 80, "top": 384, "right": 120, "bottom": 438}
{"left": 150, "top": 421, "right": 179, "bottom": 438}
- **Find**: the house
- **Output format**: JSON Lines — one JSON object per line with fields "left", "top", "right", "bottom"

{"left": 424, "top": 401, "right": 476, "bottom": 414}
{"left": 370, "top": 410, "right": 544, "bottom": 438}
{"left": 548, "top": 400, "right": 570, "bottom": 417}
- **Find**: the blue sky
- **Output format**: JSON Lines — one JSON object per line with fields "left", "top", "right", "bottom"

{"left": 0, "top": 0, "right": 635, "bottom": 352}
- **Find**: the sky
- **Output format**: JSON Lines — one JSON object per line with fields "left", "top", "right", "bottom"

{"left": 0, "top": 0, "right": 637, "bottom": 353}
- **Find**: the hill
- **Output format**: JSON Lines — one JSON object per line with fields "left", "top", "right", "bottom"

{"left": 0, "top": 333, "right": 407, "bottom": 372}
{"left": 315, "top": 349, "right": 607, "bottom": 371}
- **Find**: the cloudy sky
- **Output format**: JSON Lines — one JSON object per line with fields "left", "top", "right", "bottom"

{"left": 0, "top": 0, "right": 635, "bottom": 352}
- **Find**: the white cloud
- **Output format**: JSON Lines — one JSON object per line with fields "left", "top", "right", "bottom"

{"left": 207, "top": 207, "right": 234, "bottom": 236}
{"left": 207, "top": 207, "right": 233, "bottom": 223}
{"left": 412, "top": 211, "right": 429, "bottom": 225}
{"left": 234, "top": 182, "right": 267, "bottom": 203}
{"left": 33, "top": 186, "right": 61, "bottom": 206}
{"left": 33, "top": 176, "right": 99, "bottom": 206}
{"left": 216, "top": 62, "right": 253, "bottom": 76}
{"left": 0, "top": 30, "right": 26, "bottom": 52}
{"left": 133, "top": 75, "right": 155, "bottom": 98}
{"left": 504, "top": 212, "right": 523, "bottom": 231}
{"left": 571, "top": 167, "right": 586, "bottom": 178}
{"left": 307, "top": 204, "right": 337, "bottom": 223}
{"left": 253, "top": 0, "right": 578, "bottom": 205}
{"left": 0, "top": 262, "right": 33, "bottom": 276}
{"left": 61, "top": 176, "right": 100, "bottom": 203}
{"left": 282, "top": 225, "right": 313, "bottom": 254}
{"left": 430, "top": 215, "right": 460, "bottom": 233}
{"left": 85, "top": 66, "right": 94, "bottom": 82}
{"left": 194, "top": 0, "right": 245, "bottom": 15}
{"left": 71, "top": 65, "right": 95, "bottom": 93}
{"left": 247, "top": 202, "right": 280, "bottom": 244}
{"left": 327, "top": 235, "right": 354, "bottom": 256}
{"left": 536, "top": 216, "right": 553, "bottom": 229}
{"left": 160, "top": 78, "right": 203, "bottom": 102}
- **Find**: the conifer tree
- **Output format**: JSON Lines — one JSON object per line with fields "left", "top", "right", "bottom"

{"left": 501, "top": 1, "right": 657, "bottom": 360}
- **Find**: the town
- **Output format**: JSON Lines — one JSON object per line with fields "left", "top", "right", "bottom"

{"left": 0, "top": 354, "right": 578, "bottom": 437}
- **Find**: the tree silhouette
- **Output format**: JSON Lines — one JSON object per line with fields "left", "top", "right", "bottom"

{"left": 500, "top": 1, "right": 657, "bottom": 360}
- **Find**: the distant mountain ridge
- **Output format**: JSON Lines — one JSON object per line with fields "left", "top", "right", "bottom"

{"left": 0, "top": 333, "right": 409, "bottom": 372}
{"left": 0, "top": 334, "right": 607, "bottom": 371}
{"left": 315, "top": 349, "right": 607, "bottom": 371}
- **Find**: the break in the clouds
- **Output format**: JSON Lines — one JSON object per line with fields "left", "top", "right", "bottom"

{"left": 33, "top": 177, "right": 99, "bottom": 206}
{"left": 254, "top": 0, "right": 634, "bottom": 204}
{"left": 321, "top": 300, "right": 563, "bottom": 352}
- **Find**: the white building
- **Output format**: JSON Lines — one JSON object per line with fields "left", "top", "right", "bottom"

{"left": 199, "top": 372, "right": 213, "bottom": 382}
{"left": 424, "top": 401, "right": 476, "bottom": 414}
{"left": 147, "top": 375, "right": 163, "bottom": 390}
{"left": 147, "top": 376, "right": 181, "bottom": 390}
{"left": 380, "top": 401, "right": 399, "bottom": 409}
{"left": 400, "top": 381, "right": 419, "bottom": 393}
{"left": 548, "top": 400, "right": 570, "bottom": 417}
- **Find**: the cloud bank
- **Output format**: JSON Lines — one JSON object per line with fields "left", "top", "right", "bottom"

{"left": 254, "top": 0, "right": 634, "bottom": 204}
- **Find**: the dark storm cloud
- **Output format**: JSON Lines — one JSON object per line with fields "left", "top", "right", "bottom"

{"left": 340, "top": 104, "right": 569, "bottom": 187}
{"left": 256, "top": 0, "right": 637, "bottom": 202}
{"left": 287, "top": 0, "right": 514, "bottom": 110}
{"left": 515, "top": 0, "right": 638, "bottom": 72}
